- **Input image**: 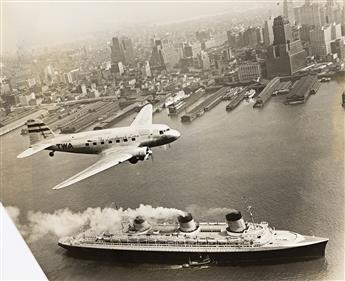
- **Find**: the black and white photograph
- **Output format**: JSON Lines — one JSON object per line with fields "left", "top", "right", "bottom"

{"left": 0, "top": 0, "right": 344, "bottom": 280}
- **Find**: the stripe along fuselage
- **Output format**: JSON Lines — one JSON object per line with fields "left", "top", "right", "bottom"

{"left": 47, "top": 124, "right": 180, "bottom": 155}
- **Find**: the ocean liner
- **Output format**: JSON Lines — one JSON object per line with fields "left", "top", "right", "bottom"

{"left": 58, "top": 210, "right": 328, "bottom": 264}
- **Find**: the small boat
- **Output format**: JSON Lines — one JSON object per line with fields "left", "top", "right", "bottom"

{"left": 320, "top": 77, "right": 331, "bottom": 83}
{"left": 185, "top": 255, "right": 211, "bottom": 267}
{"left": 20, "top": 128, "right": 28, "bottom": 135}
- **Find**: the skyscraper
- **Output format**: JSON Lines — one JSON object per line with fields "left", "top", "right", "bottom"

{"left": 330, "top": 38, "right": 345, "bottom": 60}
{"left": 331, "top": 23, "right": 342, "bottom": 40}
{"left": 111, "top": 37, "right": 125, "bottom": 65}
{"left": 242, "top": 27, "right": 260, "bottom": 47}
{"left": 121, "top": 37, "right": 135, "bottom": 64}
{"left": 273, "top": 16, "right": 293, "bottom": 45}
{"left": 310, "top": 25, "right": 332, "bottom": 59}
{"left": 263, "top": 17, "right": 274, "bottom": 46}
{"left": 342, "top": 0, "right": 345, "bottom": 35}
{"left": 294, "top": 2, "right": 326, "bottom": 26}
{"left": 266, "top": 16, "right": 306, "bottom": 77}
{"left": 283, "top": 0, "right": 295, "bottom": 23}
{"left": 110, "top": 36, "right": 135, "bottom": 65}
{"left": 149, "top": 39, "right": 179, "bottom": 71}
{"left": 227, "top": 31, "right": 237, "bottom": 48}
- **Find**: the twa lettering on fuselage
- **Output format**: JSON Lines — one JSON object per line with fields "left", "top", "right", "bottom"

{"left": 57, "top": 143, "right": 73, "bottom": 150}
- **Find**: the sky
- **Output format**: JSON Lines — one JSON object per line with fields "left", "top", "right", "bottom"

{"left": 1, "top": 0, "right": 294, "bottom": 55}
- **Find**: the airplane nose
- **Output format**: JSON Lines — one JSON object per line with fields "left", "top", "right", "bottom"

{"left": 171, "top": 129, "right": 181, "bottom": 140}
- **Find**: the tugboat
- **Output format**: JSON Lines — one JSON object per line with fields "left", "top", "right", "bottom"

{"left": 58, "top": 208, "right": 328, "bottom": 265}
{"left": 182, "top": 254, "right": 212, "bottom": 268}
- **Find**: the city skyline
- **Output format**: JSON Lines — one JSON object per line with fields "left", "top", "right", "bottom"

{"left": 2, "top": 1, "right": 280, "bottom": 55}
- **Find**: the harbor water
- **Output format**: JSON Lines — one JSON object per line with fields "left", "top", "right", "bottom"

{"left": 1, "top": 80, "right": 344, "bottom": 281}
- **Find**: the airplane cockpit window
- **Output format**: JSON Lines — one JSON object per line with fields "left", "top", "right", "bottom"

{"left": 160, "top": 128, "right": 170, "bottom": 134}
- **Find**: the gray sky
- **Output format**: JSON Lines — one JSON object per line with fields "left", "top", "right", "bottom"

{"left": 2, "top": 1, "right": 279, "bottom": 55}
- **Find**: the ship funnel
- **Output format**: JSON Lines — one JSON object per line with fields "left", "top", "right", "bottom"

{"left": 178, "top": 213, "right": 197, "bottom": 232}
{"left": 226, "top": 210, "right": 246, "bottom": 233}
{"left": 133, "top": 216, "right": 151, "bottom": 232}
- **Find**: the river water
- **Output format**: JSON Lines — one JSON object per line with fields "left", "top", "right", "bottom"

{"left": 1, "top": 80, "right": 344, "bottom": 281}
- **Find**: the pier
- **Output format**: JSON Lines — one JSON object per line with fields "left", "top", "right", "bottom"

{"left": 253, "top": 77, "right": 280, "bottom": 108}
{"left": 168, "top": 88, "right": 206, "bottom": 116}
{"left": 90, "top": 103, "right": 141, "bottom": 130}
{"left": 181, "top": 87, "right": 230, "bottom": 122}
{"left": 285, "top": 75, "right": 319, "bottom": 105}
{"left": 58, "top": 101, "right": 121, "bottom": 133}
{"left": 272, "top": 81, "right": 292, "bottom": 96}
{"left": 226, "top": 87, "right": 248, "bottom": 111}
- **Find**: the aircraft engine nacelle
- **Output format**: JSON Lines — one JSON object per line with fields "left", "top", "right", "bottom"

{"left": 129, "top": 147, "right": 152, "bottom": 164}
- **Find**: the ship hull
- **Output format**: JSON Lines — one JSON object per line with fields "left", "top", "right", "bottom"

{"left": 58, "top": 240, "right": 327, "bottom": 265}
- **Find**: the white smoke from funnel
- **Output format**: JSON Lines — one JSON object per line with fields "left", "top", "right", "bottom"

{"left": 5, "top": 204, "right": 185, "bottom": 243}
{"left": 185, "top": 204, "right": 238, "bottom": 220}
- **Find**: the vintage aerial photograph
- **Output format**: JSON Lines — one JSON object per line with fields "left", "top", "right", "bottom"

{"left": 1, "top": 0, "right": 344, "bottom": 280}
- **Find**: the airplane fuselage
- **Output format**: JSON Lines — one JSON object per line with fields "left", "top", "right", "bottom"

{"left": 46, "top": 124, "right": 180, "bottom": 155}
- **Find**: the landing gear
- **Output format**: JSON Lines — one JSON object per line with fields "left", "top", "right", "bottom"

{"left": 49, "top": 151, "right": 55, "bottom": 157}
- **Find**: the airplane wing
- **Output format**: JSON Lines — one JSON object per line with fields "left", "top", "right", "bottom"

{"left": 52, "top": 148, "right": 133, "bottom": 190}
{"left": 17, "top": 143, "right": 52, "bottom": 158}
{"left": 130, "top": 103, "right": 152, "bottom": 127}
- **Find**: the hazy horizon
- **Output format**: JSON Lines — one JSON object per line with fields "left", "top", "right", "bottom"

{"left": 2, "top": 1, "right": 282, "bottom": 55}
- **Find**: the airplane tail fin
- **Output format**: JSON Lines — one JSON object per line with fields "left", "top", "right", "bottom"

{"left": 130, "top": 103, "right": 153, "bottom": 128}
{"left": 26, "top": 119, "right": 55, "bottom": 145}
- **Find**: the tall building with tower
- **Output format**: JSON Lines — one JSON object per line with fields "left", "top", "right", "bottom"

{"left": 266, "top": 16, "right": 306, "bottom": 77}
{"left": 283, "top": 0, "right": 295, "bottom": 24}
{"left": 263, "top": 17, "right": 274, "bottom": 46}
